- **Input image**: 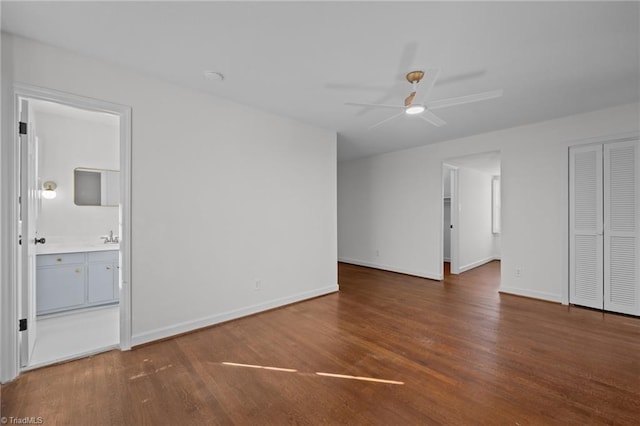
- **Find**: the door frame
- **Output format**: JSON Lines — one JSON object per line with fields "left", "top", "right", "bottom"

{"left": 1, "top": 84, "right": 132, "bottom": 382}
{"left": 565, "top": 131, "right": 640, "bottom": 306}
{"left": 566, "top": 131, "right": 640, "bottom": 308}
{"left": 441, "top": 163, "right": 460, "bottom": 276}
{"left": 449, "top": 167, "right": 460, "bottom": 274}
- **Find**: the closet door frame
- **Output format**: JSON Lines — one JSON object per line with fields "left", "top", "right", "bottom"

{"left": 567, "top": 132, "right": 639, "bottom": 313}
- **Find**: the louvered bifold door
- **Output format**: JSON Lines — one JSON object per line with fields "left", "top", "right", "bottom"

{"left": 604, "top": 139, "right": 640, "bottom": 315}
{"left": 570, "top": 145, "right": 604, "bottom": 309}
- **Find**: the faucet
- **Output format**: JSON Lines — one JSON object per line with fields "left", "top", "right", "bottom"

{"left": 101, "top": 230, "right": 119, "bottom": 244}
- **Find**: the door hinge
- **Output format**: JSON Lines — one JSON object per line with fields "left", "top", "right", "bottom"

{"left": 19, "top": 121, "right": 27, "bottom": 135}
{"left": 19, "top": 318, "right": 27, "bottom": 331}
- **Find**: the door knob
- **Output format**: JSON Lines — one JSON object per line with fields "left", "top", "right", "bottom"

{"left": 34, "top": 237, "right": 46, "bottom": 245}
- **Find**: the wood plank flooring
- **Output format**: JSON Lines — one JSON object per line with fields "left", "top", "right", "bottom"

{"left": 2, "top": 261, "right": 639, "bottom": 425}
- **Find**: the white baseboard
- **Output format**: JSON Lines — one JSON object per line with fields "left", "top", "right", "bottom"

{"left": 499, "top": 286, "right": 562, "bottom": 303}
{"left": 131, "top": 285, "right": 339, "bottom": 347}
{"left": 459, "top": 256, "right": 498, "bottom": 273}
{"left": 338, "top": 257, "right": 442, "bottom": 281}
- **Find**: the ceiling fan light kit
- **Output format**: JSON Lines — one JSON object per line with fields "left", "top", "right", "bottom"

{"left": 346, "top": 68, "right": 503, "bottom": 129}
{"left": 405, "top": 105, "right": 425, "bottom": 115}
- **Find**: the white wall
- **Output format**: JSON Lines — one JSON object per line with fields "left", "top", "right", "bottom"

{"left": 1, "top": 34, "right": 337, "bottom": 349}
{"left": 442, "top": 166, "right": 452, "bottom": 262}
{"left": 492, "top": 176, "right": 502, "bottom": 260}
{"left": 457, "top": 166, "right": 494, "bottom": 271}
{"left": 443, "top": 200, "right": 451, "bottom": 261}
{"left": 33, "top": 110, "right": 119, "bottom": 240}
{"left": 338, "top": 102, "right": 639, "bottom": 302}
{"left": 337, "top": 150, "right": 436, "bottom": 277}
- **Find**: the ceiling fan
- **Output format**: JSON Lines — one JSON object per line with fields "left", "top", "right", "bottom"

{"left": 345, "top": 69, "right": 503, "bottom": 129}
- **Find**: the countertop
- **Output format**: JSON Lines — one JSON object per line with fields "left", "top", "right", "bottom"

{"left": 36, "top": 242, "right": 120, "bottom": 255}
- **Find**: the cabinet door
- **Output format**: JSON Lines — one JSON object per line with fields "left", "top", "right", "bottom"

{"left": 37, "top": 265, "right": 85, "bottom": 313}
{"left": 569, "top": 144, "right": 604, "bottom": 309}
{"left": 87, "top": 263, "right": 116, "bottom": 304}
{"left": 604, "top": 139, "right": 640, "bottom": 315}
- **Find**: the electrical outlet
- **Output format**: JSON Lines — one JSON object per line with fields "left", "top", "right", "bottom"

{"left": 515, "top": 268, "right": 521, "bottom": 277}
{"left": 254, "top": 280, "right": 261, "bottom": 291}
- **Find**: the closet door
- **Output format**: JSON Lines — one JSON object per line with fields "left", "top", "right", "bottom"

{"left": 570, "top": 144, "right": 604, "bottom": 309}
{"left": 604, "top": 140, "right": 640, "bottom": 315}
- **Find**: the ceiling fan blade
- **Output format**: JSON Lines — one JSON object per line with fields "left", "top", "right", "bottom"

{"left": 419, "top": 110, "right": 446, "bottom": 127}
{"left": 427, "top": 89, "right": 503, "bottom": 110}
{"left": 369, "top": 111, "right": 405, "bottom": 129}
{"left": 413, "top": 68, "right": 440, "bottom": 103}
{"left": 396, "top": 41, "right": 419, "bottom": 79}
{"left": 345, "top": 102, "right": 405, "bottom": 110}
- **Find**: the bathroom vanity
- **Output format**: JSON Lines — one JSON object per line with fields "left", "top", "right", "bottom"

{"left": 36, "top": 246, "right": 119, "bottom": 315}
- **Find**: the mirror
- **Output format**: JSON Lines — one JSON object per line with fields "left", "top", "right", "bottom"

{"left": 74, "top": 167, "right": 119, "bottom": 206}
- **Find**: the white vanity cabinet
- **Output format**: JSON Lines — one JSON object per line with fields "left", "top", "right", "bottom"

{"left": 36, "top": 250, "right": 119, "bottom": 315}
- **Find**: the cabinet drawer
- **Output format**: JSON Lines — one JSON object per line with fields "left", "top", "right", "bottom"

{"left": 37, "top": 253, "right": 85, "bottom": 267}
{"left": 88, "top": 250, "right": 118, "bottom": 263}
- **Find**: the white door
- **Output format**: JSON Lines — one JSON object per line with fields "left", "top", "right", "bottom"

{"left": 569, "top": 144, "right": 604, "bottom": 309}
{"left": 604, "top": 140, "right": 640, "bottom": 315}
{"left": 19, "top": 99, "right": 39, "bottom": 367}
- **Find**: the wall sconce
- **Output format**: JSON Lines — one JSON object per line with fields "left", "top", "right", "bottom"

{"left": 42, "top": 181, "right": 57, "bottom": 199}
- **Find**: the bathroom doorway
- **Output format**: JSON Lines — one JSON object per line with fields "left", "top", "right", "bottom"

{"left": 13, "top": 86, "right": 131, "bottom": 372}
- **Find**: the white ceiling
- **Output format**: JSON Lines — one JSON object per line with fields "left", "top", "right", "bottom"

{"left": 2, "top": 2, "right": 638, "bottom": 162}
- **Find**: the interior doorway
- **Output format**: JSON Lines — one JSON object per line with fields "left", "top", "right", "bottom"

{"left": 442, "top": 151, "right": 501, "bottom": 279}
{"left": 10, "top": 85, "right": 132, "bottom": 376}
{"left": 442, "top": 165, "right": 457, "bottom": 276}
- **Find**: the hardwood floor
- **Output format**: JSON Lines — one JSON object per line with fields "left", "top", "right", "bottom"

{"left": 2, "top": 261, "right": 639, "bottom": 425}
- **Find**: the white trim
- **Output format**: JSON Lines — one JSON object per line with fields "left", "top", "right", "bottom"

{"left": 0, "top": 98, "right": 21, "bottom": 382}
{"left": 459, "top": 256, "right": 498, "bottom": 273}
{"left": 338, "top": 257, "right": 442, "bottom": 281}
{"left": 443, "top": 257, "right": 451, "bottom": 262}
{"left": 118, "top": 105, "right": 132, "bottom": 351}
{"left": 499, "top": 286, "right": 562, "bottom": 303}
{"left": 1, "top": 84, "right": 132, "bottom": 383}
{"left": 131, "top": 285, "right": 339, "bottom": 346}
{"left": 449, "top": 168, "right": 460, "bottom": 274}
{"left": 566, "top": 131, "right": 639, "bottom": 149}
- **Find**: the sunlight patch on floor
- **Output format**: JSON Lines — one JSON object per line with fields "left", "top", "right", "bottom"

{"left": 221, "top": 361, "right": 403, "bottom": 385}
{"left": 222, "top": 362, "right": 298, "bottom": 372}
{"left": 315, "top": 371, "right": 404, "bottom": 385}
